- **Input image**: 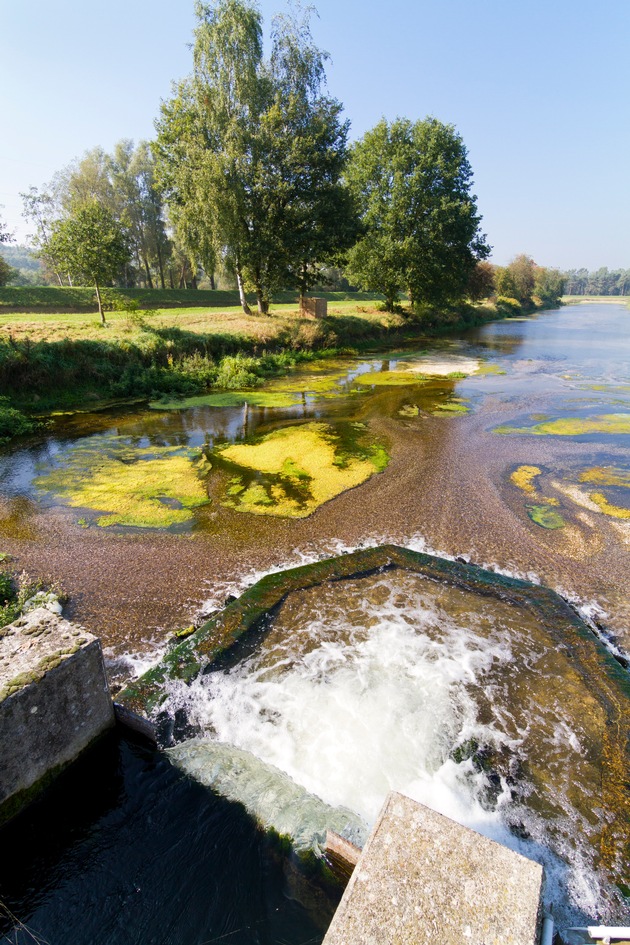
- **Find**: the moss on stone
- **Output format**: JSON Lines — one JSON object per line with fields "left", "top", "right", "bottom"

{"left": 34, "top": 438, "right": 211, "bottom": 528}
{"left": 495, "top": 413, "right": 630, "bottom": 436}
{"left": 215, "top": 422, "right": 388, "bottom": 518}
{"left": 526, "top": 505, "right": 565, "bottom": 529}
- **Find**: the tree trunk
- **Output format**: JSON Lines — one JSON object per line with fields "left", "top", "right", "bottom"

{"left": 156, "top": 244, "right": 166, "bottom": 290}
{"left": 143, "top": 255, "right": 154, "bottom": 290}
{"left": 95, "top": 283, "right": 106, "bottom": 326}
{"left": 191, "top": 273, "right": 198, "bottom": 290}
{"left": 236, "top": 265, "right": 252, "bottom": 315}
{"left": 209, "top": 273, "right": 216, "bottom": 290}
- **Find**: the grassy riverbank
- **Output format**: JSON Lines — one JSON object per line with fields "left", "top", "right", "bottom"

{"left": 0, "top": 293, "right": 536, "bottom": 443}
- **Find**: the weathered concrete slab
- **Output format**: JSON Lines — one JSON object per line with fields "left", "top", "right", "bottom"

{"left": 323, "top": 792, "right": 543, "bottom": 945}
{"left": 0, "top": 607, "right": 115, "bottom": 825}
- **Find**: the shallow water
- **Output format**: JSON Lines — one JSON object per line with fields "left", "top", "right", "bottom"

{"left": 1, "top": 302, "right": 629, "bottom": 937}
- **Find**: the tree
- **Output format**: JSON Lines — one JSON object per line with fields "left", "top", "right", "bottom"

{"left": 466, "top": 260, "right": 495, "bottom": 301}
{"left": 0, "top": 214, "right": 12, "bottom": 245}
{"left": 0, "top": 257, "right": 16, "bottom": 286}
{"left": 46, "top": 200, "right": 131, "bottom": 324}
{"left": 155, "top": 0, "right": 353, "bottom": 314}
{"left": 534, "top": 266, "right": 565, "bottom": 303}
{"left": 495, "top": 254, "right": 535, "bottom": 304}
{"left": 345, "top": 117, "right": 490, "bottom": 312}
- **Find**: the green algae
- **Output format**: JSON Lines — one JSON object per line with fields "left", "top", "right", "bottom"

{"left": 527, "top": 505, "right": 566, "bottom": 529}
{"left": 578, "top": 466, "right": 630, "bottom": 488}
{"left": 151, "top": 391, "right": 299, "bottom": 409}
{"left": 398, "top": 404, "right": 419, "bottom": 418}
{"left": 495, "top": 413, "right": 630, "bottom": 436}
{"left": 431, "top": 399, "right": 470, "bottom": 416}
{"left": 352, "top": 370, "right": 427, "bottom": 387}
{"left": 214, "top": 421, "right": 388, "bottom": 518}
{"left": 34, "top": 437, "right": 211, "bottom": 528}
{"left": 474, "top": 363, "right": 507, "bottom": 376}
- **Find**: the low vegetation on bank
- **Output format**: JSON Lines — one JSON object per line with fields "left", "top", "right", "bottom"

{"left": 0, "top": 289, "right": 561, "bottom": 445}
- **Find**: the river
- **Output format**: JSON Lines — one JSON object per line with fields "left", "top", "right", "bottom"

{"left": 0, "top": 302, "right": 628, "bottom": 941}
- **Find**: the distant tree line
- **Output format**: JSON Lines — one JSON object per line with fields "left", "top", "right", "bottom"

{"left": 563, "top": 268, "right": 630, "bottom": 296}
{"left": 0, "top": 1, "right": 576, "bottom": 316}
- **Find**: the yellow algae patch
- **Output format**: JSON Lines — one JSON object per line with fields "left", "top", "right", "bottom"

{"left": 495, "top": 413, "right": 630, "bottom": 436}
{"left": 474, "top": 363, "right": 507, "bottom": 376}
{"left": 34, "top": 441, "right": 210, "bottom": 528}
{"left": 578, "top": 466, "right": 630, "bottom": 488}
{"left": 588, "top": 493, "right": 630, "bottom": 519}
{"left": 430, "top": 399, "right": 470, "bottom": 417}
{"left": 216, "top": 422, "right": 388, "bottom": 518}
{"left": 353, "top": 371, "right": 426, "bottom": 387}
{"left": 397, "top": 355, "right": 480, "bottom": 377}
{"left": 511, "top": 465, "right": 542, "bottom": 497}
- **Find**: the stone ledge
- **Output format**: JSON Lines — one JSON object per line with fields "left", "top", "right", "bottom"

{"left": 323, "top": 792, "right": 543, "bottom": 945}
{"left": 0, "top": 608, "right": 115, "bottom": 826}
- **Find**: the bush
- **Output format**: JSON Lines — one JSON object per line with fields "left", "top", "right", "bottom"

{"left": 0, "top": 398, "right": 36, "bottom": 442}
{"left": 495, "top": 296, "right": 522, "bottom": 315}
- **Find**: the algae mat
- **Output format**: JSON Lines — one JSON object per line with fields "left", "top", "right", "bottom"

{"left": 213, "top": 422, "right": 388, "bottom": 518}
{"left": 34, "top": 436, "right": 211, "bottom": 528}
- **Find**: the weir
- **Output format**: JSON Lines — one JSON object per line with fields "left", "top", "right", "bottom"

{"left": 117, "top": 544, "right": 630, "bottom": 926}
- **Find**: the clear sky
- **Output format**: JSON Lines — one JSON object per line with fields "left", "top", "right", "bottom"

{"left": 2, "top": 0, "right": 629, "bottom": 269}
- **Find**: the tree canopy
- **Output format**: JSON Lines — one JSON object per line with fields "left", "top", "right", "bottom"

{"left": 154, "top": 0, "right": 353, "bottom": 313}
{"left": 47, "top": 200, "right": 131, "bottom": 323}
{"left": 345, "top": 117, "right": 490, "bottom": 312}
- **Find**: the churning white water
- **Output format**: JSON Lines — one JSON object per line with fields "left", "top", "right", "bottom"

{"left": 163, "top": 572, "right": 624, "bottom": 924}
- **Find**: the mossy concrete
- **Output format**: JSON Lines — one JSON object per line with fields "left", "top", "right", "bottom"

{"left": 0, "top": 607, "right": 115, "bottom": 826}
{"left": 322, "top": 792, "right": 543, "bottom": 945}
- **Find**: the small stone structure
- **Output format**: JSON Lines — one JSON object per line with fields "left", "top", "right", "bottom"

{"left": 0, "top": 607, "right": 115, "bottom": 826}
{"left": 300, "top": 296, "right": 327, "bottom": 318}
{"left": 323, "top": 792, "right": 543, "bottom": 945}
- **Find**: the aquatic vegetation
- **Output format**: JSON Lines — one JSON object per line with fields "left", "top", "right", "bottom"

{"left": 431, "top": 399, "right": 470, "bottom": 416}
{"left": 215, "top": 422, "right": 388, "bottom": 517}
{"left": 34, "top": 438, "right": 211, "bottom": 528}
{"left": 510, "top": 465, "right": 542, "bottom": 497}
{"left": 495, "top": 413, "right": 630, "bottom": 436}
{"left": 352, "top": 370, "right": 426, "bottom": 387}
{"left": 398, "top": 404, "right": 419, "bottom": 418}
{"left": 578, "top": 466, "right": 630, "bottom": 488}
{"left": 526, "top": 505, "right": 565, "bottom": 529}
{"left": 474, "top": 362, "right": 507, "bottom": 376}
{"left": 151, "top": 390, "right": 299, "bottom": 409}
{"left": 588, "top": 493, "right": 630, "bottom": 520}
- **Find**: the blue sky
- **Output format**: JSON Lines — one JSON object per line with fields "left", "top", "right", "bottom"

{"left": 2, "top": 0, "right": 629, "bottom": 269}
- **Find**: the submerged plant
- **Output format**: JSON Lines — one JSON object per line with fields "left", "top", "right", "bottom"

{"left": 214, "top": 422, "right": 388, "bottom": 518}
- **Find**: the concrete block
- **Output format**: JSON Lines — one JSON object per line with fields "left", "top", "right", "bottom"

{"left": 0, "top": 607, "right": 115, "bottom": 825}
{"left": 300, "top": 297, "right": 327, "bottom": 318}
{"left": 323, "top": 791, "right": 543, "bottom": 945}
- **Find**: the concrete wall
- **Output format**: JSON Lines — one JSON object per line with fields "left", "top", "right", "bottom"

{"left": 0, "top": 607, "right": 115, "bottom": 825}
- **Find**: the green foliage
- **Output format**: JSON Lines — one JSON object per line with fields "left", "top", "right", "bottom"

{"left": 47, "top": 200, "right": 132, "bottom": 323}
{"left": 0, "top": 256, "right": 17, "bottom": 287}
{"left": 534, "top": 266, "right": 565, "bottom": 303}
{"left": 0, "top": 397, "right": 36, "bottom": 442}
{"left": 0, "top": 568, "right": 47, "bottom": 630}
{"left": 345, "top": 117, "right": 490, "bottom": 312}
{"left": 494, "top": 254, "right": 535, "bottom": 304}
{"left": 155, "top": 0, "right": 353, "bottom": 313}
{"left": 495, "top": 295, "right": 522, "bottom": 314}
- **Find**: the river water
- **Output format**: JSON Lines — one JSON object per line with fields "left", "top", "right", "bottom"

{"left": 0, "top": 302, "right": 629, "bottom": 941}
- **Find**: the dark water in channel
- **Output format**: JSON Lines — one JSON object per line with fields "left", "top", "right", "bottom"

{"left": 0, "top": 732, "right": 336, "bottom": 945}
{"left": 1, "top": 303, "right": 629, "bottom": 938}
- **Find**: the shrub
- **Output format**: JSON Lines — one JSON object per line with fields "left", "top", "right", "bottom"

{"left": 495, "top": 296, "right": 522, "bottom": 315}
{"left": 0, "top": 398, "right": 36, "bottom": 442}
